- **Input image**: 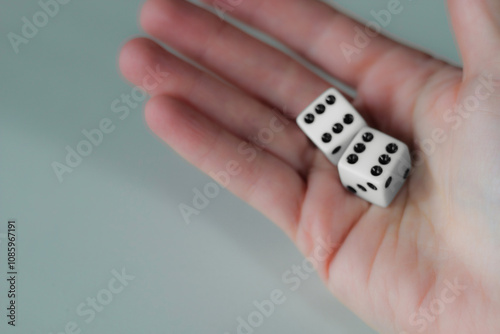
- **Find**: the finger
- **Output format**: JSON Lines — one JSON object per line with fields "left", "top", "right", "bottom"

{"left": 208, "top": 0, "right": 460, "bottom": 139}
{"left": 144, "top": 94, "right": 305, "bottom": 237}
{"left": 140, "top": 0, "right": 443, "bottom": 140}
{"left": 140, "top": 0, "right": 334, "bottom": 116}
{"left": 119, "top": 38, "right": 316, "bottom": 173}
{"left": 447, "top": 0, "right": 500, "bottom": 77}
{"left": 200, "top": 0, "right": 437, "bottom": 88}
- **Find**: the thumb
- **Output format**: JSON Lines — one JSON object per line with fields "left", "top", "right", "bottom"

{"left": 448, "top": 0, "right": 500, "bottom": 77}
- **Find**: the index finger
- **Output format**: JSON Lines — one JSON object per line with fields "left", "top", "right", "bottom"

{"left": 202, "top": 0, "right": 434, "bottom": 89}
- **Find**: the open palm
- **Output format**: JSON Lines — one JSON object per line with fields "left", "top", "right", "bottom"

{"left": 119, "top": 0, "right": 500, "bottom": 332}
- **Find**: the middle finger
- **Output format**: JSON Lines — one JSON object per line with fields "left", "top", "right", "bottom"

{"left": 119, "top": 38, "right": 317, "bottom": 173}
{"left": 140, "top": 0, "right": 335, "bottom": 117}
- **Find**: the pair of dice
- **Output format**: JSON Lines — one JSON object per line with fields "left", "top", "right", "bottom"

{"left": 296, "top": 88, "right": 411, "bottom": 207}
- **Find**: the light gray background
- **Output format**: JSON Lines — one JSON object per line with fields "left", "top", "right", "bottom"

{"left": 0, "top": 0, "right": 460, "bottom": 333}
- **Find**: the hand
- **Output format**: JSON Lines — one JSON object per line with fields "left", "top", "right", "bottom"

{"left": 119, "top": 0, "right": 500, "bottom": 332}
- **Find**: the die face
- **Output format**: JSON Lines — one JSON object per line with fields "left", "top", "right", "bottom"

{"left": 338, "top": 127, "right": 412, "bottom": 207}
{"left": 296, "top": 88, "right": 366, "bottom": 165}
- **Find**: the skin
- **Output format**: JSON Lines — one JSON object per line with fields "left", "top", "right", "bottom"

{"left": 119, "top": 0, "right": 500, "bottom": 332}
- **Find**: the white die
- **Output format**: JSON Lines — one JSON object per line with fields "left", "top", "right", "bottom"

{"left": 338, "top": 127, "right": 411, "bottom": 207}
{"left": 296, "top": 88, "right": 367, "bottom": 165}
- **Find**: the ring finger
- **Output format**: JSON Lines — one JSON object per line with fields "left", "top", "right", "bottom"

{"left": 119, "top": 38, "right": 320, "bottom": 173}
